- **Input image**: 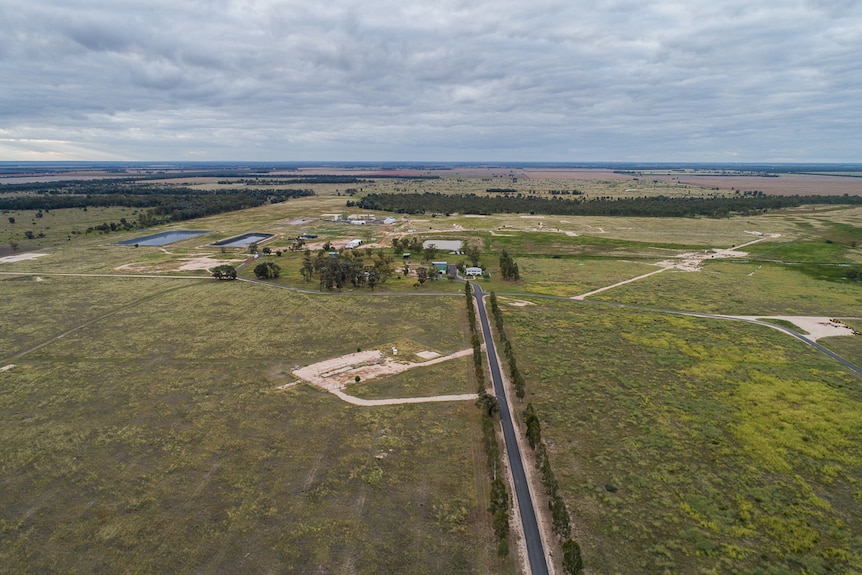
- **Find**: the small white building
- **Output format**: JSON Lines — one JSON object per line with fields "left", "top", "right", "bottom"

{"left": 465, "top": 266, "right": 483, "bottom": 277}
{"left": 346, "top": 239, "right": 363, "bottom": 249}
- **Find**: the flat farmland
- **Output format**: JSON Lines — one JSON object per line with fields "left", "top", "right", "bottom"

{"left": 4, "top": 169, "right": 862, "bottom": 574}
{"left": 503, "top": 299, "right": 862, "bottom": 574}
{"left": 0, "top": 278, "right": 509, "bottom": 574}
{"left": 659, "top": 174, "right": 862, "bottom": 196}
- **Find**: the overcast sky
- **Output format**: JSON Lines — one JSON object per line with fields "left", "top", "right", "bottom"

{"left": 1, "top": 0, "right": 860, "bottom": 162}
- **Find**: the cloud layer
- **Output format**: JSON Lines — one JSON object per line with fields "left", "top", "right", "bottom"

{"left": 1, "top": 0, "right": 860, "bottom": 161}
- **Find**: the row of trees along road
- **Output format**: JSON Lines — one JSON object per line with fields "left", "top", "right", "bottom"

{"left": 466, "top": 283, "right": 511, "bottom": 558}
{"left": 490, "top": 292, "right": 584, "bottom": 575}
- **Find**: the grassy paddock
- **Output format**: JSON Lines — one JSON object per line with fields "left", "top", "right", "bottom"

{"left": 504, "top": 299, "right": 862, "bottom": 574}
{"left": 590, "top": 260, "right": 862, "bottom": 316}
{"left": 0, "top": 277, "right": 508, "bottom": 574}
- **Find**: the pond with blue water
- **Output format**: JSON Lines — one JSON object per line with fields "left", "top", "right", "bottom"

{"left": 211, "top": 233, "right": 274, "bottom": 247}
{"left": 117, "top": 230, "right": 209, "bottom": 246}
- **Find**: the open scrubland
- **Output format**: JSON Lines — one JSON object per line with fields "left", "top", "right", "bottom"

{"left": 504, "top": 299, "right": 862, "bottom": 573}
{"left": 3, "top": 166, "right": 862, "bottom": 574}
{"left": 0, "top": 278, "right": 509, "bottom": 574}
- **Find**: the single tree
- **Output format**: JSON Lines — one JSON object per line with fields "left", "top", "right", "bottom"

{"left": 562, "top": 539, "right": 585, "bottom": 575}
{"left": 499, "top": 250, "right": 520, "bottom": 280}
{"left": 416, "top": 266, "right": 429, "bottom": 285}
{"left": 366, "top": 269, "right": 379, "bottom": 291}
{"left": 301, "top": 249, "right": 314, "bottom": 282}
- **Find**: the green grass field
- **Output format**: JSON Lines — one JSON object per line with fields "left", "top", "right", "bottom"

{"left": 504, "top": 299, "right": 862, "bottom": 574}
{"left": 4, "top": 175, "right": 862, "bottom": 574}
{"left": 0, "top": 278, "right": 510, "bottom": 574}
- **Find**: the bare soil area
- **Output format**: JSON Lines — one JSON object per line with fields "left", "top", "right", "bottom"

{"left": 113, "top": 254, "right": 243, "bottom": 273}
{"left": 0, "top": 253, "right": 49, "bottom": 264}
{"left": 656, "top": 174, "right": 862, "bottom": 196}
{"left": 734, "top": 316, "right": 857, "bottom": 340}
{"left": 292, "top": 348, "right": 477, "bottom": 406}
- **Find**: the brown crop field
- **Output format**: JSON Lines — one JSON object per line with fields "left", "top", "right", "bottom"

{"left": 657, "top": 174, "right": 862, "bottom": 196}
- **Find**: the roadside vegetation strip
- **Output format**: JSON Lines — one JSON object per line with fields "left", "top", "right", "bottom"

{"left": 467, "top": 282, "right": 515, "bottom": 560}
{"left": 491, "top": 293, "right": 585, "bottom": 575}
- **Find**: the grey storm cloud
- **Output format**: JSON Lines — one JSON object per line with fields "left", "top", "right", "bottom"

{"left": 1, "top": 0, "right": 860, "bottom": 161}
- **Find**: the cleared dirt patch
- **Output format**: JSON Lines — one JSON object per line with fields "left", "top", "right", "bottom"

{"left": 0, "top": 253, "right": 49, "bottom": 264}
{"left": 114, "top": 255, "right": 243, "bottom": 273}
{"left": 733, "top": 316, "right": 858, "bottom": 340}
{"left": 292, "top": 348, "right": 477, "bottom": 405}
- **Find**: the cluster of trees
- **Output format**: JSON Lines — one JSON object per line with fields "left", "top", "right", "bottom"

{"left": 253, "top": 262, "right": 281, "bottom": 279}
{"left": 845, "top": 269, "right": 862, "bottom": 280}
{"left": 301, "top": 248, "right": 393, "bottom": 290}
{"left": 466, "top": 284, "right": 510, "bottom": 557}
{"left": 391, "top": 235, "right": 425, "bottom": 255}
{"left": 211, "top": 265, "right": 237, "bottom": 280}
{"left": 498, "top": 250, "right": 520, "bottom": 281}
{"left": 0, "top": 180, "right": 314, "bottom": 222}
{"left": 355, "top": 191, "right": 862, "bottom": 218}
{"left": 297, "top": 245, "right": 450, "bottom": 290}
{"left": 410, "top": 265, "right": 439, "bottom": 287}
{"left": 85, "top": 214, "right": 154, "bottom": 236}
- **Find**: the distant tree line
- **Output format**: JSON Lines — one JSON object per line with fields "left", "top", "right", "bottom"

{"left": 215, "top": 174, "right": 439, "bottom": 185}
{"left": 355, "top": 191, "right": 862, "bottom": 218}
{"left": 0, "top": 181, "right": 314, "bottom": 221}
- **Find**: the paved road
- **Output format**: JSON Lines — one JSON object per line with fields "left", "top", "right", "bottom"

{"left": 471, "top": 282, "right": 549, "bottom": 575}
